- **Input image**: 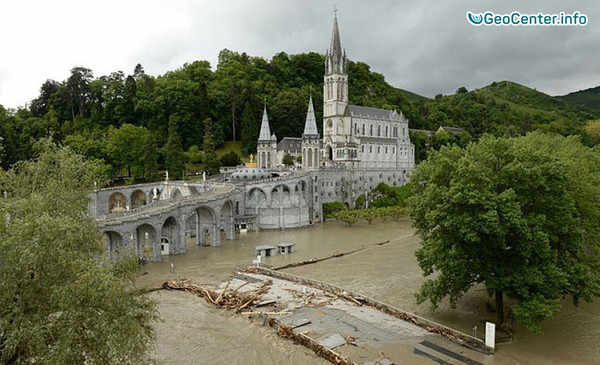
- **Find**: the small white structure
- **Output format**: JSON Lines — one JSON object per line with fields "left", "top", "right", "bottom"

{"left": 161, "top": 238, "right": 170, "bottom": 256}
{"left": 277, "top": 242, "right": 296, "bottom": 254}
{"left": 255, "top": 245, "right": 277, "bottom": 257}
{"left": 485, "top": 322, "right": 495, "bottom": 350}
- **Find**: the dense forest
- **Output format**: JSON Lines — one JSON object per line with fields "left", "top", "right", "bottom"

{"left": 0, "top": 49, "right": 598, "bottom": 182}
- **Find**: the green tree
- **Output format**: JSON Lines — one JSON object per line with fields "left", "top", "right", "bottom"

{"left": 322, "top": 201, "right": 346, "bottom": 219}
{"left": 166, "top": 115, "right": 185, "bottom": 180}
{"left": 106, "top": 124, "right": 147, "bottom": 178}
{"left": 584, "top": 119, "right": 600, "bottom": 145}
{"left": 333, "top": 209, "right": 360, "bottom": 225}
{"left": 143, "top": 132, "right": 160, "bottom": 180}
{"left": 202, "top": 118, "right": 220, "bottom": 175}
{"left": 282, "top": 152, "right": 294, "bottom": 166}
{"left": 360, "top": 208, "right": 379, "bottom": 224}
{"left": 220, "top": 151, "right": 241, "bottom": 166}
{"left": 240, "top": 102, "right": 257, "bottom": 155}
{"left": 408, "top": 133, "right": 600, "bottom": 333}
{"left": 0, "top": 140, "right": 157, "bottom": 364}
{"left": 184, "top": 145, "right": 203, "bottom": 164}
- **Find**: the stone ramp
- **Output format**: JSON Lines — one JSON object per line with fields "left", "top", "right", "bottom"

{"left": 227, "top": 272, "right": 496, "bottom": 365}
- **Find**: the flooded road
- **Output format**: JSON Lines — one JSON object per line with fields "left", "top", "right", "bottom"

{"left": 142, "top": 220, "right": 600, "bottom": 365}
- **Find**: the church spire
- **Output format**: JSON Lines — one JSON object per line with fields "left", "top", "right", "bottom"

{"left": 258, "top": 104, "right": 271, "bottom": 141}
{"left": 326, "top": 11, "right": 347, "bottom": 75}
{"left": 330, "top": 13, "right": 342, "bottom": 61}
{"left": 303, "top": 95, "right": 319, "bottom": 137}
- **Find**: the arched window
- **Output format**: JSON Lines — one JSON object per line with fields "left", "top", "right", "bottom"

{"left": 362, "top": 124, "right": 365, "bottom": 135}
{"left": 385, "top": 126, "right": 388, "bottom": 137}
{"left": 378, "top": 125, "right": 381, "bottom": 136}
{"left": 370, "top": 125, "right": 373, "bottom": 136}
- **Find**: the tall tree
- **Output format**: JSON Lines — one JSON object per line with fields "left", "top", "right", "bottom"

{"left": 106, "top": 124, "right": 147, "bottom": 178}
{"left": 30, "top": 80, "right": 59, "bottom": 117}
{"left": 202, "top": 118, "right": 220, "bottom": 175}
{"left": 240, "top": 101, "right": 257, "bottom": 155}
{"left": 0, "top": 140, "right": 157, "bottom": 364}
{"left": 121, "top": 75, "right": 137, "bottom": 125}
{"left": 143, "top": 132, "right": 160, "bottom": 180}
{"left": 65, "top": 67, "right": 93, "bottom": 121}
{"left": 166, "top": 115, "right": 185, "bottom": 180}
{"left": 408, "top": 132, "right": 600, "bottom": 333}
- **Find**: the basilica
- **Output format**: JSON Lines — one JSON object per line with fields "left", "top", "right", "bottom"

{"left": 257, "top": 15, "right": 415, "bottom": 175}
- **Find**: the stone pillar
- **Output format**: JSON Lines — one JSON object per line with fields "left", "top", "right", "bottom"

{"left": 152, "top": 224, "right": 162, "bottom": 262}
{"left": 179, "top": 213, "right": 187, "bottom": 254}
{"left": 132, "top": 229, "right": 138, "bottom": 256}
{"left": 225, "top": 216, "right": 235, "bottom": 240}
{"left": 211, "top": 222, "right": 221, "bottom": 246}
{"left": 196, "top": 213, "right": 204, "bottom": 246}
{"left": 122, "top": 231, "right": 133, "bottom": 251}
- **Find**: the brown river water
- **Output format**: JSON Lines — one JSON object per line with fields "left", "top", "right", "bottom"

{"left": 140, "top": 219, "right": 600, "bottom": 365}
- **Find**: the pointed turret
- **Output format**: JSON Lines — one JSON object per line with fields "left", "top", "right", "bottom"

{"left": 303, "top": 96, "right": 319, "bottom": 136}
{"left": 258, "top": 105, "right": 271, "bottom": 141}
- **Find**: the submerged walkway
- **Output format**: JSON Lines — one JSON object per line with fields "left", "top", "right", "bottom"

{"left": 167, "top": 270, "right": 497, "bottom": 365}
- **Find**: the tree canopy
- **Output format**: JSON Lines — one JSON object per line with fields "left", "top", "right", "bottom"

{"left": 408, "top": 132, "right": 600, "bottom": 333}
{"left": 0, "top": 140, "right": 157, "bottom": 363}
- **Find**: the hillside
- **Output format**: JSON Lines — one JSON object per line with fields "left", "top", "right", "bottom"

{"left": 558, "top": 86, "right": 600, "bottom": 110}
{"left": 0, "top": 49, "right": 597, "bottom": 176}
{"left": 414, "top": 81, "right": 599, "bottom": 137}
{"left": 397, "top": 88, "right": 429, "bottom": 102}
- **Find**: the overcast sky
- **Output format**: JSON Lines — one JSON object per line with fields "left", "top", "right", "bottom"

{"left": 1, "top": 0, "right": 598, "bottom": 108}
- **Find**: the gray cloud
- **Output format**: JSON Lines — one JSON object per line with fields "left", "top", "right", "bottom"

{"left": 1, "top": 0, "right": 599, "bottom": 108}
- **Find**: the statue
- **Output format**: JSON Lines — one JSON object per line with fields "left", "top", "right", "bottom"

{"left": 202, "top": 171, "right": 206, "bottom": 182}
{"left": 165, "top": 171, "right": 169, "bottom": 182}
{"left": 249, "top": 153, "right": 254, "bottom": 164}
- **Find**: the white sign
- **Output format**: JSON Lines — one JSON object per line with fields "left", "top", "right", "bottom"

{"left": 252, "top": 255, "right": 262, "bottom": 267}
{"left": 485, "top": 322, "right": 496, "bottom": 349}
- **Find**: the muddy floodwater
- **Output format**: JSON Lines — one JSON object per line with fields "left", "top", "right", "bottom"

{"left": 140, "top": 219, "right": 600, "bottom": 365}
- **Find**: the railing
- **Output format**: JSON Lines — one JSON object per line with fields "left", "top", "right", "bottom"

{"left": 96, "top": 184, "right": 235, "bottom": 226}
{"left": 241, "top": 170, "right": 308, "bottom": 185}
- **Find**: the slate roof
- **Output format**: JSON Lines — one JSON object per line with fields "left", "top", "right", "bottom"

{"left": 346, "top": 105, "right": 404, "bottom": 121}
{"left": 277, "top": 137, "right": 302, "bottom": 152}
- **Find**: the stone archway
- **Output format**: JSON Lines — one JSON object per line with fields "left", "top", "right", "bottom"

{"left": 161, "top": 216, "right": 179, "bottom": 255}
{"left": 104, "top": 230, "right": 123, "bottom": 261}
{"left": 171, "top": 188, "right": 182, "bottom": 200}
{"left": 196, "top": 206, "right": 218, "bottom": 246}
{"left": 327, "top": 145, "right": 333, "bottom": 161}
{"left": 220, "top": 200, "right": 235, "bottom": 241}
{"left": 109, "top": 192, "right": 126, "bottom": 213}
{"left": 135, "top": 223, "right": 158, "bottom": 262}
{"left": 131, "top": 189, "right": 147, "bottom": 209}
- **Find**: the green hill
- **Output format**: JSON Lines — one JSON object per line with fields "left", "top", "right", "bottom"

{"left": 397, "top": 88, "right": 429, "bottom": 102}
{"left": 558, "top": 86, "right": 600, "bottom": 110}
{"left": 415, "top": 80, "right": 599, "bottom": 137}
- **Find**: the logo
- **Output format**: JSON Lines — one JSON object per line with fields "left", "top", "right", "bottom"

{"left": 467, "top": 12, "right": 483, "bottom": 25}
{"left": 466, "top": 11, "right": 587, "bottom": 26}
